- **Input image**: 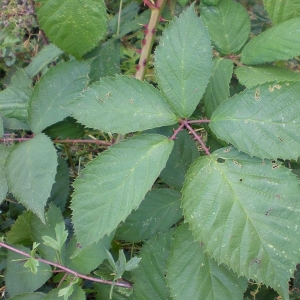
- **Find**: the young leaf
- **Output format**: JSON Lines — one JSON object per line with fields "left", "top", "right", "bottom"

{"left": 167, "top": 223, "right": 247, "bottom": 300}
{"left": 203, "top": 57, "right": 233, "bottom": 118}
{"left": 68, "top": 75, "right": 177, "bottom": 134}
{"left": 210, "top": 82, "right": 300, "bottom": 159}
{"left": 71, "top": 134, "right": 174, "bottom": 247}
{"left": 0, "top": 145, "right": 11, "bottom": 202}
{"left": 35, "top": 0, "right": 108, "bottom": 59}
{"left": 5, "top": 133, "right": 57, "bottom": 222}
{"left": 241, "top": 17, "right": 300, "bottom": 65}
{"left": 154, "top": 5, "right": 212, "bottom": 118}
{"left": 24, "top": 257, "right": 39, "bottom": 275}
{"left": 131, "top": 230, "right": 174, "bottom": 300}
{"left": 25, "top": 44, "right": 63, "bottom": 78}
{"left": 115, "top": 189, "right": 182, "bottom": 242}
{"left": 28, "top": 60, "right": 90, "bottom": 133}
{"left": 263, "top": 0, "right": 300, "bottom": 24}
{"left": 201, "top": 0, "right": 250, "bottom": 55}
{"left": 160, "top": 130, "right": 199, "bottom": 190}
{"left": 182, "top": 146, "right": 300, "bottom": 299}
{"left": 235, "top": 65, "right": 300, "bottom": 88}
{"left": 6, "top": 245, "right": 52, "bottom": 297}
{"left": 0, "top": 69, "right": 32, "bottom": 121}
{"left": 44, "top": 283, "right": 85, "bottom": 300}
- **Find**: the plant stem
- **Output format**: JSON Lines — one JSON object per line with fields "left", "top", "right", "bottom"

{"left": 0, "top": 242, "right": 132, "bottom": 288}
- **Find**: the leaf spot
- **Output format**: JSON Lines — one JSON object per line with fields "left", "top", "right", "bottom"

{"left": 265, "top": 207, "right": 273, "bottom": 216}
{"left": 254, "top": 88, "right": 260, "bottom": 101}
{"left": 233, "top": 160, "right": 239, "bottom": 165}
{"left": 105, "top": 92, "right": 112, "bottom": 98}
{"left": 245, "top": 120, "right": 249, "bottom": 123}
{"left": 272, "top": 164, "right": 280, "bottom": 169}
{"left": 216, "top": 157, "right": 225, "bottom": 163}
{"left": 97, "top": 97, "right": 105, "bottom": 103}
{"left": 277, "top": 136, "right": 283, "bottom": 142}
{"left": 223, "top": 148, "right": 230, "bottom": 153}
{"left": 129, "top": 99, "right": 134, "bottom": 104}
{"left": 268, "top": 84, "right": 282, "bottom": 92}
{"left": 239, "top": 178, "right": 243, "bottom": 182}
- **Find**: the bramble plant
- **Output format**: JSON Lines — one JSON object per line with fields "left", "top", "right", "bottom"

{"left": 1, "top": 0, "right": 300, "bottom": 299}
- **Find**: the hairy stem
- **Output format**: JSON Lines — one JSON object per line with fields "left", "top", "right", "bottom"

{"left": 0, "top": 242, "right": 132, "bottom": 288}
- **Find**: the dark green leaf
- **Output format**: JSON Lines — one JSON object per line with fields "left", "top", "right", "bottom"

{"left": 116, "top": 189, "right": 182, "bottom": 242}
{"left": 241, "top": 17, "right": 300, "bottom": 65}
{"left": 6, "top": 245, "right": 52, "bottom": 297}
{"left": 68, "top": 76, "right": 177, "bottom": 134}
{"left": 71, "top": 134, "right": 174, "bottom": 247}
{"left": 182, "top": 146, "right": 300, "bottom": 299}
{"left": 210, "top": 81, "right": 300, "bottom": 159}
{"left": 167, "top": 223, "right": 247, "bottom": 300}
{"left": 201, "top": 0, "right": 250, "bottom": 54}
{"left": 28, "top": 60, "right": 90, "bottom": 133}
{"left": 154, "top": 5, "right": 212, "bottom": 118}
{"left": 35, "top": 0, "right": 108, "bottom": 59}
{"left": 0, "top": 145, "right": 11, "bottom": 202}
{"left": 7, "top": 292, "right": 46, "bottom": 300}
{"left": 94, "top": 283, "right": 130, "bottom": 300}
{"left": 5, "top": 134, "right": 57, "bottom": 222}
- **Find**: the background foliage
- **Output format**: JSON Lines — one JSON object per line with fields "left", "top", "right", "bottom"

{"left": 1, "top": 0, "right": 300, "bottom": 299}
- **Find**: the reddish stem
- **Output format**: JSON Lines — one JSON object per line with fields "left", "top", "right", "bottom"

{"left": 169, "top": 123, "right": 185, "bottom": 140}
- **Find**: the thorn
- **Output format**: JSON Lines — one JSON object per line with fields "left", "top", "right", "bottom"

{"left": 142, "top": 39, "right": 146, "bottom": 46}
{"left": 142, "top": 59, "right": 147, "bottom": 66}
{"left": 159, "top": 16, "right": 167, "bottom": 22}
{"left": 135, "top": 65, "right": 140, "bottom": 71}
{"left": 143, "top": 0, "right": 157, "bottom": 9}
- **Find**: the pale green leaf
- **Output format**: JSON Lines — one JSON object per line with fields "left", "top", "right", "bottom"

{"left": 25, "top": 44, "right": 63, "bottom": 78}
{"left": 125, "top": 256, "right": 141, "bottom": 272}
{"left": 154, "top": 5, "right": 212, "bottom": 118}
{"left": 235, "top": 65, "right": 300, "bottom": 88}
{"left": 182, "top": 146, "right": 300, "bottom": 299}
{"left": 28, "top": 60, "right": 90, "bottom": 133}
{"left": 160, "top": 129, "right": 199, "bottom": 190}
{"left": 203, "top": 57, "right": 233, "bottom": 118}
{"left": 210, "top": 81, "right": 300, "bottom": 159}
{"left": 7, "top": 292, "right": 46, "bottom": 300}
{"left": 24, "top": 257, "right": 39, "bottom": 274}
{"left": 65, "top": 234, "right": 112, "bottom": 274}
{"left": 42, "top": 222, "right": 67, "bottom": 254}
{"left": 68, "top": 75, "right": 177, "bottom": 134}
{"left": 35, "top": 0, "right": 108, "bottom": 59}
{"left": 116, "top": 189, "right": 182, "bottom": 242}
{"left": 241, "top": 17, "right": 300, "bottom": 65}
{"left": 71, "top": 134, "right": 173, "bottom": 247}
{"left": 0, "top": 69, "right": 32, "bottom": 121}
{"left": 167, "top": 223, "right": 247, "bottom": 300}
{"left": 6, "top": 245, "right": 52, "bottom": 297}
{"left": 5, "top": 134, "right": 57, "bottom": 222}
{"left": 0, "top": 145, "right": 11, "bottom": 202}
{"left": 201, "top": 0, "right": 250, "bottom": 54}
{"left": 44, "top": 283, "right": 85, "bottom": 300}
{"left": 2, "top": 116, "right": 30, "bottom": 130}
{"left": 263, "top": 0, "right": 300, "bottom": 24}
{"left": 131, "top": 231, "right": 173, "bottom": 300}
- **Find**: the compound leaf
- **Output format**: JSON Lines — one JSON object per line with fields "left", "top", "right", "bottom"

{"left": 116, "top": 189, "right": 182, "bottom": 242}
{"left": 241, "top": 17, "right": 300, "bottom": 65}
{"left": 235, "top": 65, "right": 300, "bottom": 88}
{"left": 182, "top": 146, "right": 300, "bottom": 299}
{"left": 28, "top": 60, "right": 89, "bottom": 133}
{"left": 167, "top": 223, "right": 247, "bottom": 300}
{"left": 71, "top": 134, "right": 173, "bottom": 247}
{"left": 210, "top": 81, "right": 300, "bottom": 159}
{"left": 154, "top": 5, "right": 212, "bottom": 118}
{"left": 68, "top": 75, "right": 177, "bottom": 134}
{"left": 5, "top": 134, "right": 57, "bottom": 222}
{"left": 35, "top": 0, "right": 108, "bottom": 59}
{"left": 263, "top": 0, "right": 300, "bottom": 24}
{"left": 203, "top": 57, "right": 233, "bottom": 118}
{"left": 201, "top": 0, "right": 250, "bottom": 55}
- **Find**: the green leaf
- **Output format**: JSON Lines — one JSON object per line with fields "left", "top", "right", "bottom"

{"left": 5, "top": 134, "right": 57, "bottom": 222}
{"left": 94, "top": 283, "right": 130, "bottom": 300}
{"left": 201, "top": 0, "right": 250, "bottom": 55}
{"left": 24, "top": 257, "right": 39, "bottom": 275}
{"left": 182, "top": 146, "right": 300, "bottom": 299}
{"left": 116, "top": 189, "right": 182, "bottom": 242}
{"left": 0, "top": 69, "right": 32, "bottom": 121}
{"left": 154, "top": 5, "right": 212, "bottom": 118}
{"left": 210, "top": 81, "right": 300, "bottom": 159}
{"left": 65, "top": 234, "right": 112, "bottom": 274}
{"left": 35, "top": 0, "right": 108, "bottom": 59}
{"left": 263, "top": 0, "right": 300, "bottom": 24}
{"left": 71, "top": 134, "right": 173, "bottom": 247}
{"left": 0, "top": 145, "right": 11, "bottom": 202}
{"left": 131, "top": 231, "right": 173, "bottom": 300}
{"left": 167, "top": 223, "right": 248, "bottom": 300}
{"left": 7, "top": 292, "right": 46, "bottom": 300}
{"left": 160, "top": 130, "right": 199, "bottom": 190}
{"left": 203, "top": 57, "right": 233, "bottom": 118}
{"left": 44, "top": 283, "right": 85, "bottom": 300}
{"left": 86, "top": 39, "right": 121, "bottom": 82}
{"left": 202, "top": 0, "right": 220, "bottom": 4}
{"left": 235, "top": 65, "right": 300, "bottom": 88}
{"left": 28, "top": 60, "right": 90, "bottom": 133}
{"left": 2, "top": 116, "right": 30, "bottom": 130}
{"left": 68, "top": 75, "right": 177, "bottom": 134}
{"left": 25, "top": 44, "right": 63, "bottom": 78}
{"left": 241, "top": 17, "right": 300, "bottom": 65}
{"left": 6, "top": 245, "right": 52, "bottom": 297}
